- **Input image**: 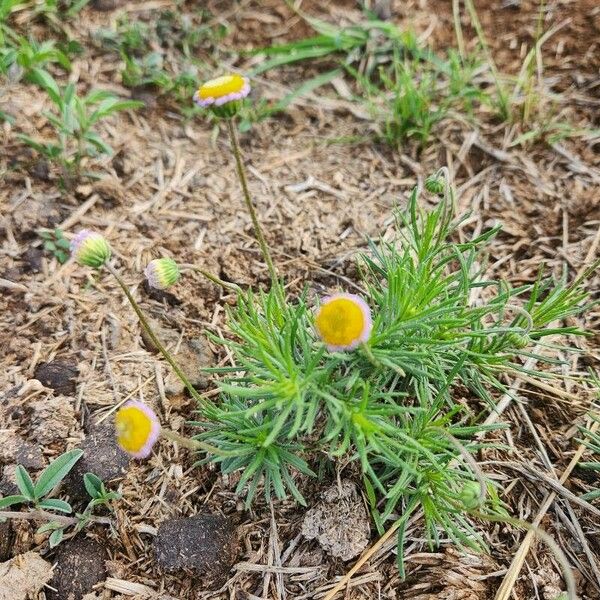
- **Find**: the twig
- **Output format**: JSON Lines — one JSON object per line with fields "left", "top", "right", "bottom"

{"left": 0, "top": 509, "right": 111, "bottom": 527}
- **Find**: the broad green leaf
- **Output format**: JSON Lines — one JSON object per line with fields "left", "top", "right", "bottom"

{"left": 49, "top": 528, "right": 64, "bottom": 547}
{"left": 0, "top": 494, "right": 28, "bottom": 509}
{"left": 36, "top": 521, "right": 62, "bottom": 534}
{"left": 34, "top": 449, "right": 83, "bottom": 499}
{"left": 83, "top": 473, "right": 103, "bottom": 499}
{"left": 15, "top": 466, "right": 35, "bottom": 500}
{"left": 38, "top": 498, "right": 72, "bottom": 513}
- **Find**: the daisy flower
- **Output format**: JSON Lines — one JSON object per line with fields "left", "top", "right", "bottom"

{"left": 315, "top": 293, "right": 373, "bottom": 352}
{"left": 115, "top": 401, "right": 161, "bottom": 459}
{"left": 193, "top": 74, "right": 250, "bottom": 117}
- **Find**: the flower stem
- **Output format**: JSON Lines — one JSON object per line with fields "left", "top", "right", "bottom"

{"left": 225, "top": 119, "right": 279, "bottom": 289}
{"left": 105, "top": 264, "right": 208, "bottom": 408}
{"left": 180, "top": 264, "right": 242, "bottom": 293}
{"left": 161, "top": 428, "right": 239, "bottom": 457}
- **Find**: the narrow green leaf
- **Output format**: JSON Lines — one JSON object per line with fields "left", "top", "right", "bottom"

{"left": 30, "top": 68, "right": 61, "bottom": 106}
{"left": 49, "top": 528, "right": 64, "bottom": 548}
{"left": 15, "top": 466, "right": 36, "bottom": 500}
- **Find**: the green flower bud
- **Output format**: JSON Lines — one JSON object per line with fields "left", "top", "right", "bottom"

{"left": 459, "top": 480, "right": 484, "bottom": 509}
{"left": 424, "top": 175, "right": 445, "bottom": 197}
{"left": 70, "top": 230, "right": 111, "bottom": 268}
{"left": 506, "top": 332, "right": 530, "bottom": 349}
{"left": 144, "top": 257, "right": 180, "bottom": 290}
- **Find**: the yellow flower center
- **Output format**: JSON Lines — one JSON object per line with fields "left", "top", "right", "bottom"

{"left": 316, "top": 297, "right": 366, "bottom": 348}
{"left": 198, "top": 74, "right": 245, "bottom": 99}
{"left": 115, "top": 406, "right": 153, "bottom": 454}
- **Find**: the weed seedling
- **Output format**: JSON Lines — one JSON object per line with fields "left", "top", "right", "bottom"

{"left": 18, "top": 71, "right": 142, "bottom": 183}
{"left": 39, "top": 227, "right": 71, "bottom": 263}
{"left": 0, "top": 450, "right": 119, "bottom": 547}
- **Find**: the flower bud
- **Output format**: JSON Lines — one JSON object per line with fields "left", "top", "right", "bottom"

{"left": 193, "top": 74, "right": 250, "bottom": 118}
{"left": 459, "top": 480, "right": 484, "bottom": 509}
{"left": 70, "top": 230, "right": 111, "bottom": 268}
{"left": 505, "top": 332, "right": 530, "bottom": 349}
{"left": 424, "top": 174, "right": 445, "bottom": 197}
{"left": 144, "top": 257, "right": 180, "bottom": 290}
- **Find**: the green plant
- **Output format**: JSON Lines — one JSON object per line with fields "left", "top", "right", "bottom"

{"left": 0, "top": 35, "right": 71, "bottom": 75}
{"left": 39, "top": 227, "right": 71, "bottom": 263}
{"left": 0, "top": 450, "right": 119, "bottom": 547}
{"left": 184, "top": 172, "right": 596, "bottom": 572}
{"left": 18, "top": 70, "right": 142, "bottom": 181}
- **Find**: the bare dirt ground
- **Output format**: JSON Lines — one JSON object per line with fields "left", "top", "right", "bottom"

{"left": 1, "top": 0, "right": 599, "bottom": 598}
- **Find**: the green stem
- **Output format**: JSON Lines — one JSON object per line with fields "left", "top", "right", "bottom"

{"left": 106, "top": 264, "right": 207, "bottom": 407}
{"left": 180, "top": 264, "right": 243, "bottom": 293}
{"left": 225, "top": 119, "right": 279, "bottom": 289}
{"left": 161, "top": 428, "right": 239, "bottom": 457}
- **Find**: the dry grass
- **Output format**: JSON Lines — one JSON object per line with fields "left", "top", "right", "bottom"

{"left": 1, "top": 0, "right": 599, "bottom": 598}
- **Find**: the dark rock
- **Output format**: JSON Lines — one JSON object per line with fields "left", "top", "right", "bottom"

{"left": 130, "top": 85, "right": 159, "bottom": 110}
{"left": 31, "top": 159, "right": 50, "bottom": 181}
{"left": 21, "top": 246, "right": 44, "bottom": 273}
{"left": 65, "top": 425, "right": 130, "bottom": 500}
{"left": 0, "top": 465, "right": 19, "bottom": 496}
{"left": 0, "top": 435, "right": 44, "bottom": 497}
{"left": 0, "top": 430, "right": 44, "bottom": 469}
{"left": 33, "top": 361, "right": 78, "bottom": 395}
{"left": 373, "top": 0, "right": 392, "bottom": 19}
{"left": 15, "top": 441, "right": 45, "bottom": 471}
{"left": 154, "top": 514, "right": 238, "bottom": 580}
{"left": 47, "top": 537, "right": 108, "bottom": 600}
{"left": 90, "top": 0, "right": 123, "bottom": 10}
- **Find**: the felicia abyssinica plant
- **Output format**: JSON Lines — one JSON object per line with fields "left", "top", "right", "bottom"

{"left": 189, "top": 166, "right": 595, "bottom": 572}
{"left": 68, "top": 74, "right": 598, "bottom": 575}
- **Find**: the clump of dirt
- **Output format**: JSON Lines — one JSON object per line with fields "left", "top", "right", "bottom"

{"left": 0, "top": 431, "right": 45, "bottom": 496}
{"left": 65, "top": 424, "right": 130, "bottom": 500}
{"left": 33, "top": 360, "right": 78, "bottom": 396}
{"left": 0, "top": 522, "right": 15, "bottom": 562}
{"left": 154, "top": 513, "right": 239, "bottom": 581}
{"left": 0, "top": 430, "right": 44, "bottom": 468}
{"left": 0, "top": 551, "right": 53, "bottom": 600}
{"left": 27, "top": 395, "right": 76, "bottom": 445}
{"left": 140, "top": 318, "right": 214, "bottom": 395}
{"left": 301, "top": 479, "right": 370, "bottom": 561}
{"left": 47, "top": 537, "right": 108, "bottom": 600}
